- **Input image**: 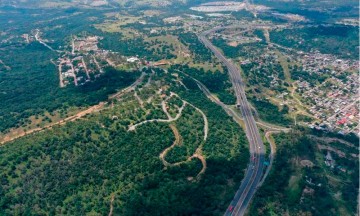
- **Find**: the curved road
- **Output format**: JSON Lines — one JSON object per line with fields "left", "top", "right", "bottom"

{"left": 199, "top": 27, "right": 266, "bottom": 216}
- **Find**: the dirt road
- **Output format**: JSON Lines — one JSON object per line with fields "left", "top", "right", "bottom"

{"left": 0, "top": 103, "right": 105, "bottom": 145}
{"left": 159, "top": 124, "right": 183, "bottom": 166}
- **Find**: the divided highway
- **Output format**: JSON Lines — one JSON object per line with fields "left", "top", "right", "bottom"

{"left": 199, "top": 27, "right": 266, "bottom": 216}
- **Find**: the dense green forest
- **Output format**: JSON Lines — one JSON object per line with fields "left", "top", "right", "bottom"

{"left": 270, "top": 25, "right": 359, "bottom": 59}
{"left": 0, "top": 71, "right": 249, "bottom": 215}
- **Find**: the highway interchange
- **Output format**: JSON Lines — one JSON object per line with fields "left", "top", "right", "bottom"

{"left": 199, "top": 26, "right": 266, "bottom": 216}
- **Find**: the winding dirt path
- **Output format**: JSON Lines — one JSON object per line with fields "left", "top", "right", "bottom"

{"left": 108, "top": 194, "right": 115, "bottom": 216}
{"left": 187, "top": 102, "right": 209, "bottom": 141}
{"left": 158, "top": 125, "right": 207, "bottom": 180}
{"left": 131, "top": 92, "right": 208, "bottom": 179}
{"left": 130, "top": 93, "right": 209, "bottom": 142}
{"left": 165, "top": 150, "right": 207, "bottom": 180}
{"left": 193, "top": 149, "right": 207, "bottom": 179}
{"left": 170, "top": 92, "right": 208, "bottom": 141}
{"left": 161, "top": 98, "right": 174, "bottom": 120}
{"left": 159, "top": 124, "right": 183, "bottom": 166}
{"left": 128, "top": 100, "right": 187, "bottom": 131}
{"left": 263, "top": 28, "right": 270, "bottom": 44}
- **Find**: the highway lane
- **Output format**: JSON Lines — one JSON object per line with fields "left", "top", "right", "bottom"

{"left": 178, "top": 70, "right": 289, "bottom": 132}
{"left": 199, "top": 27, "right": 266, "bottom": 216}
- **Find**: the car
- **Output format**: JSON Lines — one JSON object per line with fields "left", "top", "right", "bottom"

{"left": 229, "top": 206, "right": 234, "bottom": 212}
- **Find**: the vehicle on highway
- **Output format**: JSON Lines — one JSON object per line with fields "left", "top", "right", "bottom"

{"left": 228, "top": 206, "right": 234, "bottom": 212}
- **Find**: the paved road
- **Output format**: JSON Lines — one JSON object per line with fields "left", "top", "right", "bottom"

{"left": 109, "top": 72, "right": 145, "bottom": 99}
{"left": 199, "top": 27, "right": 266, "bottom": 216}
{"left": 178, "top": 70, "right": 290, "bottom": 133}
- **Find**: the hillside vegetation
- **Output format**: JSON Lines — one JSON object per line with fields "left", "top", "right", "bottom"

{"left": 0, "top": 70, "right": 249, "bottom": 215}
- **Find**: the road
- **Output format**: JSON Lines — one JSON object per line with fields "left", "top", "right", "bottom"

{"left": 178, "top": 70, "right": 244, "bottom": 124}
{"left": 82, "top": 57, "right": 91, "bottom": 80}
{"left": 128, "top": 92, "right": 209, "bottom": 141}
{"left": 327, "top": 98, "right": 359, "bottom": 121}
{"left": 0, "top": 103, "right": 105, "bottom": 145}
{"left": 199, "top": 27, "right": 266, "bottom": 216}
{"left": 259, "top": 131, "right": 278, "bottom": 186}
{"left": 128, "top": 100, "right": 187, "bottom": 131}
{"left": 0, "top": 72, "right": 146, "bottom": 145}
{"left": 178, "top": 70, "right": 290, "bottom": 134}
{"left": 109, "top": 72, "right": 145, "bottom": 99}
{"left": 69, "top": 61, "right": 78, "bottom": 86}
{"left": 34, "top": 29, "right": 61, "bottom": 53}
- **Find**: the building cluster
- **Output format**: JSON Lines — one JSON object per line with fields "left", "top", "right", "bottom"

{"left": 293, "top": 51, "right": 359, "bottom": 134}
{"left": 271, "top": 13, "right": 307, "bottom": 22}
{"left": 72, "top": 36, "right": 102, "bottom": 53}
{"left": 55, "top": 35, "right": 143, "bottom": 87}
{"left": 336, "top": 18, "right": 359, "bottom": 27}
{"left": 297, "top": 51, "right": 358, "bottom": 73}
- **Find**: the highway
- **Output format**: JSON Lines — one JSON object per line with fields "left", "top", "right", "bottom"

{"left": 199, "top": 27, "right": 266, "bottom": 216}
